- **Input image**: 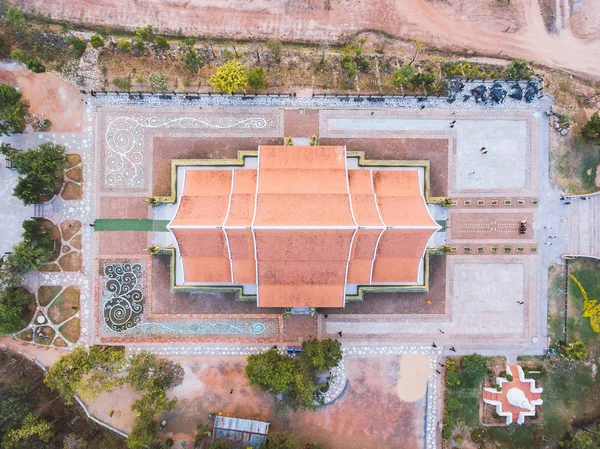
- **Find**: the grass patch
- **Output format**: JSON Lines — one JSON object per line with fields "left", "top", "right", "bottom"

{"left": 59, "top": 317, "right": 80, "bottom": 343}
{"left": 40, "top": 219, "right": 61, "bottom": 262}
{"left": 37, "top": 285, "right": 62, "bottom": 307}
{"left": 485, "top": 425, "right": 538, "bottom": 448}
{"left": 567, "top": 258, "right": 600, "bottom": 358}
{"left": 33, "top": 326, "right": 55, "bottom": 345}
{"left": 48, "top": 286, "right": 80, "bottom": 324}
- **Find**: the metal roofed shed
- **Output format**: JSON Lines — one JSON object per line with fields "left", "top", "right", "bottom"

{"left": 212, "top": 416, "right": 270, "bottom": 449}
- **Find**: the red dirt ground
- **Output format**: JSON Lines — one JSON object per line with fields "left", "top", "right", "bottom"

{"left": 10, "top": 0, "right": 600, "bottom": 80}
{"left": 0, "top": 62, "right": 85, "bottom": 132}
{"left": 162, "top": 355, "right": 426, "bottom": 449}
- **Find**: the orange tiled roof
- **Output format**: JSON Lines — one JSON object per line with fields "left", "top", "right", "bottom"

{"left": 169, "top": 146, "right": 438, "bottom": 307}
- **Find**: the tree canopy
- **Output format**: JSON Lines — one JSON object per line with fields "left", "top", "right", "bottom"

{"left": 245, "top": 339, "right": 342, "bottom": 411}
{"left": 209, "top": 60, "right": 248, "bottom": 94}
{"left": 504, "top": 59, "right": 533, "bottom": 79}
{"left": 8, "top": 142, "right": 66, "bottom": 205}
{"left": 126, "top": 351, "right": 184, "bottom": 392}
{"left": 0, "top": 287, "right": 31, "bottom": 334}
{"left": 460, "top": 353, "right": 488, "bottom": 382}
{"left": 2, "top": 413, "right": 53, "bottom": 449}
{"left": 44, "top": 346, "right": 126, "bottom": 403}
{"left": 581, "top": 112, "right": 600, "bottom": 145}
{"left": 0, "top": 83, "right": 26, "bottom": 136}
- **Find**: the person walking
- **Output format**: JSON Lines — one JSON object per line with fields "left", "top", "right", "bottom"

{"left": 432, "top": 342, "right": 438, "bottom": 348}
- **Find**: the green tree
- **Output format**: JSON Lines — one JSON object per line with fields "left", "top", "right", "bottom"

{"left": 0, "top": 383, "right": 32, "bottom": 434}
{"left": 248, "top": 67, "right": 266, "bottom": 90}
{"left": 25, "top": 59, "right": 46, "bottom": 73}
{"left": 209, "top": 60, "right": 248, "bottom": 94}
{"left": 504, "top": 59, "right": 533, "bottom": 79}
{"left": 44, "top": 346, "right": 126, "bottom": 403}
{"left": 10, "top": 142, "right": 66, "bottom": 205}
{"left": 460, "top": 353, "right": 488, "bottom": 382}
{"left": 301, "top": 338, "right": 342, "bottom": 371}
{"left": 183, "top": 49, "right": 203, "bottom": 74}
{"left": 569, "top": 423, "right": 600, "bottom": 449}
{"left": 127, "top": 412, "right": 158, "bottom": 449}
{"left": 246, "top": 349, "right": 322, "bottom": 411}
{"left": 9, "top": 241, "right": 49, "bottom": 272}
{"left": 266, "top": 40, "right": 282, "bottom": 63}
{"left": 155, "top": 36, "right": 170, "bottom": 52}
{"left": 246, "top": 348, "right": 296, "bottom": 394}
{"left": 2, "top": 413, "right": 53, "bottom": 449}
{"left": 5, "top": 7, "right": 26, "bottom": 31}
{"left": 126, "top": 351, "right": 184, "bottom": 392}
{"left": 10, "top": 49, "right": 28, "bottom": 63}
{"left": 89, "top": 35, "right": 105, "bottom": 49}
{"left": 391, "top": 65, "right": 415, "bottom": 89}
{"left": 0, "top": 34, "right": 8, "bottom": 58}
{"left": 0, "top": 287, "right": 31, "bottom": 334}
{"left": 0, "top": 83, "right": 26, "bottom": 136}
{"left": 581, "top": 112, "right": 600, "bottom": 145}
{"left": 69, "top": 37, "right": 87, "bottom": 58}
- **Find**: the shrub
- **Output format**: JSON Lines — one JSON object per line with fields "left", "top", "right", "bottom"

{"left": 391, "top": 65, "right": 415, "bottom": 89}
{"left": 248, "top": 67, "right": 266, "bottom": 90}
{"left": 446, "top": 370, "right": 460, "bottom": 387}
{"left": 471, "top": 428, "right": 487, "bottom": 444}
{"left": 89, "top": 35, "right": 105, "bottom": 49}
{"left": 461, "top": 353, "right": 488, "bottom": 382}
{"left": 69, "top": 37, "right": 87, "bottom": 58}
{"left": 266, "top": 40, "right": 282, "bottom": 63}
{"left": 0, "top": 287, "right": 30, "bottom": 334}
{"left": 10, "top": 49, "right": 28, "bottom": 63}
{"left": 442, "top": 426, "right": 452, "bottom": 440}
{"left": 504, "top": 59, "right": 533, "bottom": 79}
{"left": 26, "top": 59, "right": 46, "bottom": 73}
{"left": 183, "top": 49, "right": 203, "bottom": 74}
{"left": 112, "top": 76, "right": 132, "bottom": 91}
{"left": 134, "top": 25, "right": 156, "bottom": 43}
{"left": 209, "top": 60, "right": 248, "bottom": 94}
{"left": 118, "top": 39, "right": 131, "bottom": 52}
{"left": 301, "top": 338, "right": 342, "bottom": 371}
{"left": 182, "top": 36, "right": 196, "bottom": 49}
{"left": 505, "top": 374, "right": 513, "bottom": 382}
{"left": 446, "top": 397, "right": 463, "bottom": 413}
{"left": 581, "top": 111, "right": 600, "bottom": 145}
{"left": 564, "top": 341, "right": 587, "bottom": 360}
{"left": 155, "top": 36, "right": 170, "bottom": 52}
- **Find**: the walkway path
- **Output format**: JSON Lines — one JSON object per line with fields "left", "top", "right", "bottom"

{"left": 565, "top": 194, "right": 600, "bottom": 259}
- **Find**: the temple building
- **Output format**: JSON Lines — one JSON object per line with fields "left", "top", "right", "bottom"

{"left": 157, "top": 145, "right": 440, "bottom": 308}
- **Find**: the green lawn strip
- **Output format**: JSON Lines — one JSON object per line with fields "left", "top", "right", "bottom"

{"left": 485, "top": 425, "right": 538, "bottom": 449}
{"left": 94, "top": 219, "right": 170, "bottom": 231}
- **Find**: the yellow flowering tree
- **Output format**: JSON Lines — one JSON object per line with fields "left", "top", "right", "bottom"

{"left": 209, "top": 60, "right": 248, "bottom": 94}
{"left": 570, "top": 274, "right": 600, "bottom": 333}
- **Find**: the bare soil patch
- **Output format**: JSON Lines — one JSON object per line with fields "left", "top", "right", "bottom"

{"left": 66, "top": 165, "right": 83, "bottom": 182}
{"left": 66, "top": 153, "right": 82, "bottom": 167}
{"left": 396, "top": 354, "right": 432, "bottom": 402}
{"left": 48, "top": 285, "right": 80, "bottom": 324}
{"left": 571, "top": 1, "right": 600, "bottom": 40}
{"left": 159, "top": 355, "right": 426, "bottom": 449}
{"left": 70, "top": 234, "right": 82, "bottom": 249}
{"left": 61, "top": 181, "right": 82, "bottom": 200}
{"left": 0, "top": 62, "right": 85, "bottom": 132}
{"left": 53, "top": 336, "right": 68, "bottom": 347}
{"left": 58, "top": 251, "right": 82, "bottom": 271}
{"left": 37, "top": 285, "right": 62, "bottom": 306}
{"left": 60, "top": 220, "right": 81, "bottom": 241}
{"left": 59, "top": 317, "right": 80, "bottom": 343}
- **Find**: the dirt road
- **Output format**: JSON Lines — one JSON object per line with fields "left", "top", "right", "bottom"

{"left": 11, "top": 0, "right": 600, "bottom": 79}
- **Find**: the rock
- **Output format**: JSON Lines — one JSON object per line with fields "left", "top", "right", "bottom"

{"left": 560, "top": 128, "right": 569, "bottom": 136}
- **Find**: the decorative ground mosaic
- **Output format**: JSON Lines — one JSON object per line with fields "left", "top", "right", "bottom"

{"left": 97, "top": 259, "right": 281, "bottom": 342}
{"left": 99, "top": 108, "right": 284, "bottom": 192}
